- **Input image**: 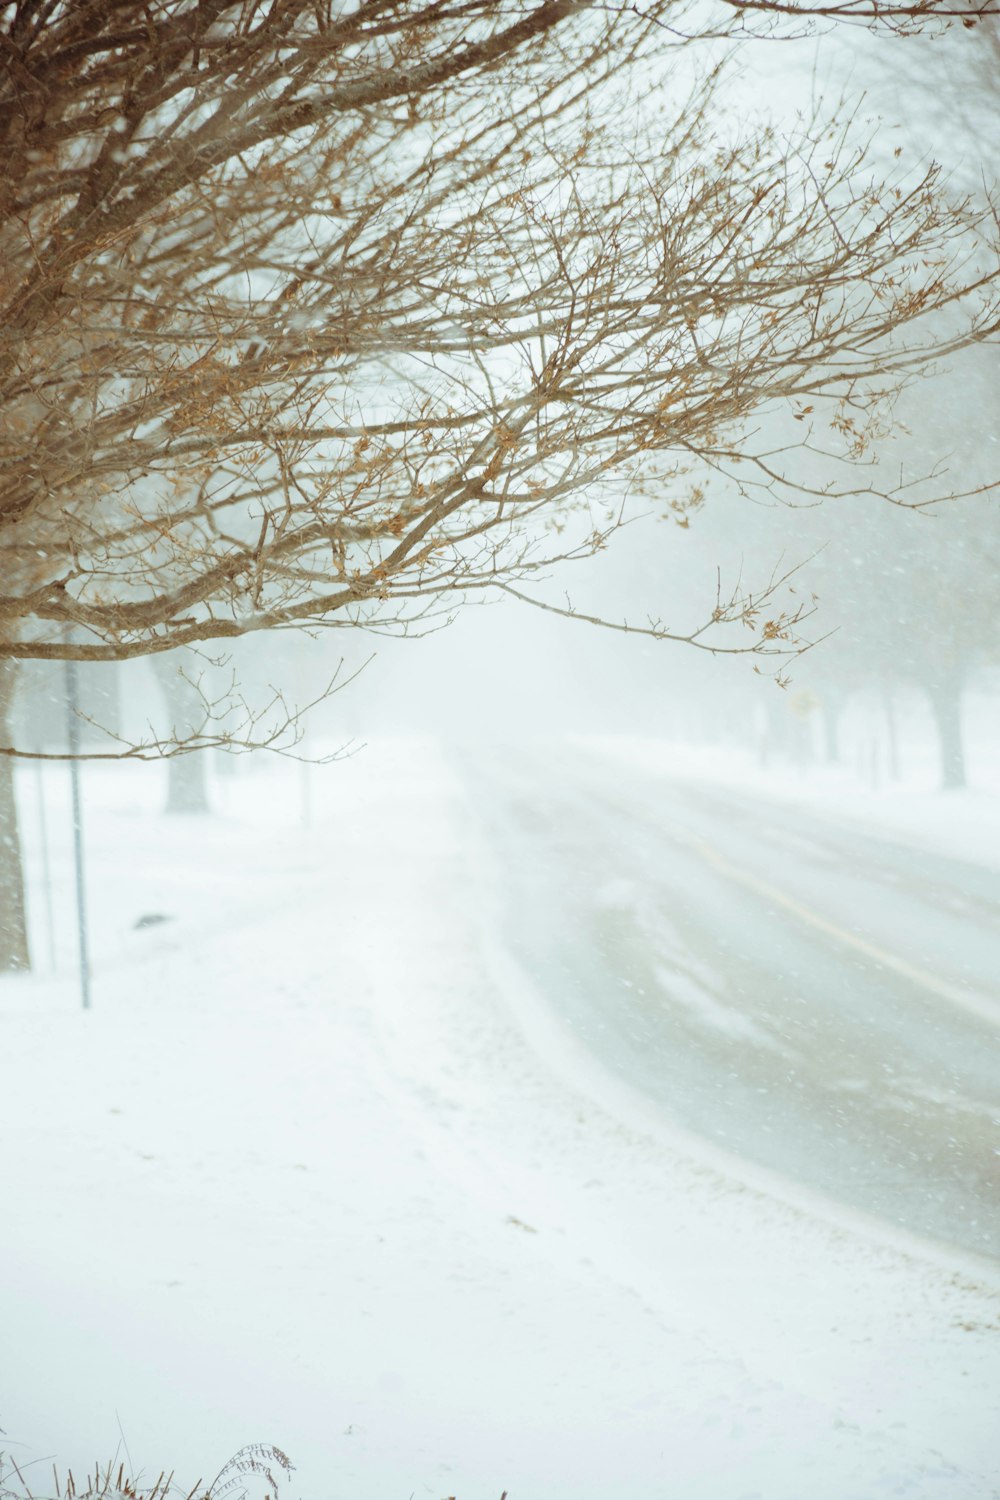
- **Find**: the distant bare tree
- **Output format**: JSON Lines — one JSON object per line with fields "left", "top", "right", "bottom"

{"left": 779, "top": 14, "right": 1000, "bottom": 788}
{"left": 150, "top": 648, "right": 211, "bottom": 811}
{"left": 0, "top": 0, "right": 998, "bottom": 967}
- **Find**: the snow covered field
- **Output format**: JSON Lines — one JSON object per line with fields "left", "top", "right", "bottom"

{"left": 2, "top": 740, "right": 999, "bottom": 1500}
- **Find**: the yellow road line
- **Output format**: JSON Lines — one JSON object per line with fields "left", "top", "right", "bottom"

{"left": 690, "top": 836, "right": 1000, "bottom": 1030}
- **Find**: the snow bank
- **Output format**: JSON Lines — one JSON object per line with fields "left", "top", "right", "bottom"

{"left": 576, "top": 735, "right": 1000, "bottom": 874}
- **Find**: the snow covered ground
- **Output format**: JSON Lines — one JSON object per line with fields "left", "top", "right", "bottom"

{"left": 579, "top": 733, "right": 1000, "bottom": 874}
{"left": 2, "top": 740, "right": 999, "bottom": 1500}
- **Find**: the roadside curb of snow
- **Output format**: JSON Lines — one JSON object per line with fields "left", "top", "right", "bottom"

{"left": 572, "top": 736, "right": 1000, "bottom": 876}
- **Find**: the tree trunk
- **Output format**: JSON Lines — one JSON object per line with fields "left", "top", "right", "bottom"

{"left": 927, "top": 678, "right": 966, "bottom": 790}
{"left": 0, "top": 661, "right": 30, "bottom": 971}
{"left": 164, "top": 750, "right": 209, "bottom": 814}
{"left": 150, "top": 652, "right": 209, "bottom": 814}
{"left": 881, "top": 678, "right": 901, "bottom": 782}
{"left": 820, "top": 693, "right": 841, "bottom": 764}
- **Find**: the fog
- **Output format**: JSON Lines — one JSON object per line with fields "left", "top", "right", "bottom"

{"left": 2, "top": 12, "right": 999, "bottom": 1500}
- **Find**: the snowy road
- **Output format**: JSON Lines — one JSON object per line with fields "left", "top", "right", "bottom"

{"left": 456, "top": 742, "right": 1000, "bottom": 1261}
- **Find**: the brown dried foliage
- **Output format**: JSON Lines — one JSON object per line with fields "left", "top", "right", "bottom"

{"left": 0, "top": 1444, "right": 294, "bottom": 1500}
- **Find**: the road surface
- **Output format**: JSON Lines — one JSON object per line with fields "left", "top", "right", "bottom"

{"left": 455, "top": 743, "right": 1000, "bottom": 1261}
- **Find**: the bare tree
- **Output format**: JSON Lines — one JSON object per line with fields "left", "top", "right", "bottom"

{"left": 3, "top": 1, "right": 996, "bottom": 672}
{"left": 0, "top": 0, "right": 997, "bottom": 968}
{"left": 773, "top": 14, "right": 1000, "bottom": 789}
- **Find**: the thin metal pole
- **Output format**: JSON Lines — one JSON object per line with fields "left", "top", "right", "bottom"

{"left": 64, "top": 659, "right": 91, "bottom": 1010}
